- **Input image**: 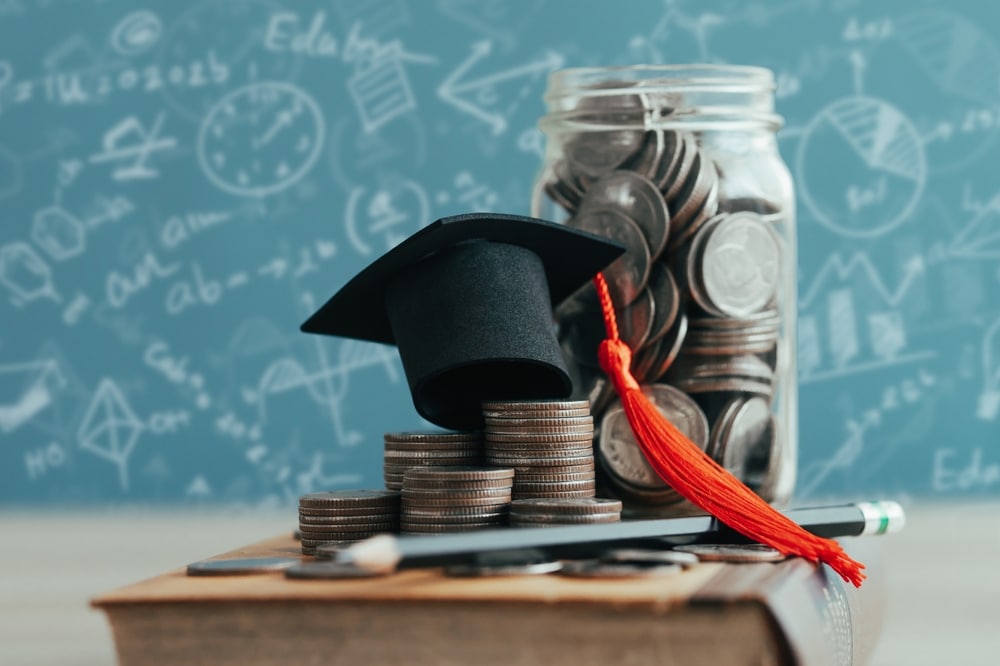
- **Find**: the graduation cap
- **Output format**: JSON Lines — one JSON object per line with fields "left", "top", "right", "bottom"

{"left": 301, "top": 213, "right": 625, "bottom": 429}
{"left": 301, "top": 211, "right": 867, "bottom": 588}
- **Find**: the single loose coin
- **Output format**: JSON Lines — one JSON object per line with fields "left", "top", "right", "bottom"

{"left": 187, "top": 557, "right": 299, "bottom": 576}
{"left": 559, "top": 560, "right": 682, "bottom": 578}
{"left": 673, "top": 543, "right": 786, "bottom": 562}
{"left": 699, "top": 213, "right": 781, "bottom": 317}
{"left": 285, "top": 561, "right": 383, "bottom": 579}
{"left": 444, "top": 561, "right": 563, "bottom": 577}
{"left": 599, "top": 548, "right": 700, "bottom": 567}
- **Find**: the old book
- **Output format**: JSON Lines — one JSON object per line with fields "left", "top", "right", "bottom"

{"left": 92, "top": 533, "right": 886, "bottom": 666}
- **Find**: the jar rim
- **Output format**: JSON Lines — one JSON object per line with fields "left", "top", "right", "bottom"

{"left": 546, "top": 64, "right": 776, "bottom": 94}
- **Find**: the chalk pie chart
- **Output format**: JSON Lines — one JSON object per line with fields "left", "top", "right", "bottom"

{"left": 796, "top": 96, "right": 926, "bottom": 239}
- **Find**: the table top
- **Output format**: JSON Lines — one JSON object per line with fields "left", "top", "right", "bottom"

{"left": 2, "top": 501, "right": 998, "bottom": 666}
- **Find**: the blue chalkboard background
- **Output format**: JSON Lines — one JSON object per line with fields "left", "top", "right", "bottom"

{"left": 1, "top": 0, "right": 998, "bottom": 505}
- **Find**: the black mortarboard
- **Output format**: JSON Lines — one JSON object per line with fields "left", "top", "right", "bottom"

{"left": 301, "top": 213, "right": 624, "bottom": 429}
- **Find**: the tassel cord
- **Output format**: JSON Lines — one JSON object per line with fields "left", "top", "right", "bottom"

{"left": 592, "top": 273, "right": 866, "bottom": 587}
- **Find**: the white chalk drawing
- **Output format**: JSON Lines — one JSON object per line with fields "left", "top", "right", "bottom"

{"left": 798, "top": 253, "right": 934, "bottom": 384}
{"left": 345, "top": 178, "right": 430, "bottom": 255}
{"left": 796, "top": 96, "right": 926, "bottom": 238}
{"left": 77, "top": 378, "right": 144, "bottom": 491}
{"left": 109, "top": 10, "right": 163, "bottom": 56}
{"left": 31, "top": 205, "right": 86, "bottom": 261}
{"left": 0, "top": 359, "right": 66, "bottom": 434}
{"left": 0, "top": 242, "right": 61, "bottom": 304}
{"left": 800, "top": 369, "right": 937, "bottom": 497}
{"left": 342, "top": 23, "right": 436, "bottom": 134}
{"left": 24, "top": 441, "right": 67, "bottom": 481}
{"left": 800, "top": 252, "right": 925, "bottom": 309}
{"left": 185, "top": 475, "right": 213, "bottom": 498}
{"left": 156, "top": 0, "right": 302, "bottom": 121}
{"left": 437, "top": 39, "right": 563, "bottom": 135}
{"left": 89, "top": 113, "right": 178, "bottom": 181}
{"left": 197, "top": 82, "right": 325, "bottom": 197}
{"left": 0, "top": 143, "right": 22, "bottom": 201}
{"left": 977, "top": 318, "right": 1000, "bottom": 421}
{"left": 949, "top": 196, "right": 1000, "bottom": 260}
{"left": 42, "top": 34, "right": 103, "bottom": 73}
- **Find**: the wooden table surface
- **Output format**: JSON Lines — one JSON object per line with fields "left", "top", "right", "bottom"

{"left": 1, "top": 501, "right": 997, "bottom": 665}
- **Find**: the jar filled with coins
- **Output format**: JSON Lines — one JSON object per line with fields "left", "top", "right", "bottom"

{"left": 532, "top": 65, "right": 796, "bottom": 516}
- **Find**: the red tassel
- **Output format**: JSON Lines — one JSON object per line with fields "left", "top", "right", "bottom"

{"left": 592, "top": 274, "right": 866, "bottom": 587}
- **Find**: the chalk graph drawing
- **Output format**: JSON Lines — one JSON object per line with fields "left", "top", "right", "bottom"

{"left": 77, "top": 378, "right": 144, "bottom": 491}
{"left": 156, "top": 0, "right": 302, "bottom": 121}
{"left": 108, "top": 10, "right": 163, "bottom": 57}
{"left": 976, "top": 318, "right": 1000, "bottom": 421}
{"left": 31, "top": 205, "right": 85, "bottom": 262}
{"left": 797, "top": 252, "right": 933, "bottom": 383}
{"left": 796, "top": 96, "right": 926, "bottom": 239}
{"left": 949, "top": 202, "right": 1000, "bottom": 261}
{"left": 0, "top": 242, "right": 61, "bottom": 305}
{"left": 198, "top": 82, "right": 325, "bottom": 197}
{"left": 0, "top": 359, "right": 66, "bottom": 434}
{"left": 437, "top": 39, "right": 564, "bottom": 135}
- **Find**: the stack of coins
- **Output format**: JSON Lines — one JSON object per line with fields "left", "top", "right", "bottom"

{"left": 298, "top": 490, "right": 401, "bottom": 555}
{"left": 383, "top": 430, "right": 483, "bottom": 490}
{"left": 400, "top": 466, "right": 514, "bottom": 534}
{"left": 481, "top": 400, "right": 597, "bottom": 500}
{"left": 509, "top": 497, "right": 622, "bottom": 527}
{"left": 546, "top": 123, "right": 785, "bottom": 504}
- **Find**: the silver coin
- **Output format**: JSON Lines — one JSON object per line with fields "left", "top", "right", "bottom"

{"left": 663, "top": 132, "right": 698, "bottom": 201}
{"left": 384, "top": 430, "right": 482, "bottom": 444}
{"left": 400, "top": 521, "right": 502, "bottom": 533}
{"left": 646, "top": 314, "right": 688, "bottom": 382}
{"left": 187, "top": 557, "right": 299, "bottom": 576}
{"left": 484, "top": 415, "right": 593, "bottom": 428}
{"left": 569, "top": 208, "right": 651, "bottom": 306}
{"left": 599, "top": 548, "right": 700, "bottom": 567}
{"left": 563, "top": 128, "right": 646, "bottom": 182}
{"left": 510, "top": 497, "right": 622, "bottom": 515}
{"left": 444, "top": 560, "right": 564, "bottom": 577}
{"left": 484, "top": 424, "right": 594, "bottom": 436}
{"left": 673, "top": 543, "right": 786, "bottom": 563}
{"left": 313, "top": 541, "right": 357, "bottom": 559}
{"left": 578, "top": 170, "right": 670, "bottom": 262}
{"left": 482, "top": 407, "right": 592, "bottom": 420}
{"left": 299, "top": 514, "right": 399, "bottom": 527}
{"left": 559, "top": 559, "right": 682, "bottom": 578}
{"left": 719, "top": 396, "right": 773, "bottom": 480}
{"left": 598, "top": 384, "right": 709, "bottom": 489}
{"left": 481, "top": 399, "right": 590, "bottom": 412}
{"left": 699, "top": 213, "right": 781, "bottom": 317}
{"left": 510, "top": 513, "right": 619, "bottom": 525}
{"left": 403, "top": 466, "right": 515, "bottom": 482}
{"left": 299, "top": 490, "right": 401, "bottom": 509}
{"left": 645, "top": 263, "right": 680, "bottom": 344}
{"left": 669, "top": 152, "right": 719, "bottom": 236}
{"left": 285, "top": 561, "right": 383, "bottom": 579}
{"left": 648, "top": 129, "right": 681, "bottom": 191}
{"left": 513, "top": 470, "right": 596, "bottom": 483}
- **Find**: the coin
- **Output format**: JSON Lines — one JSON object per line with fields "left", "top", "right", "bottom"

{"left": 313, "top": 541, "right": 356, "bottom": 559}
{"left": 285, "top": 561, "right": 383, "bottom": 579}
{"left": 578, "top": 170, "right": 670, "bottom": 261}
{"left": 697, "top": 213, "right": 781, "bottom": 318}
{"left": 384, "top": 430, "right": 482, "bottom": 443}
{"left": 559, "top": 560, "right": 682, "bottom": 578}
{"left": 510, "top": 497, "right": 622, "bottom": 515}
{"left": 481, "top": 399, "right": 590, "bottom": 412}
{"left": 563, "top": 128, "right": 646, "bottom": 182}
{"left": 510, "top": 513, "right": 619, "bottom": 525}
{"left": 186, "top": 557, "right": 299, "bottom": 576}
{"left": 598, "top": 384, "right": 709, "bottom": 489}
{"left": 716, "top": 396, "right": 772, "bottom": 478}
{"left": 483, "top": 416, "right": 593, "bottom": 428}
{"left": 298, "top": 514, "right": 399, "bottom": 527}
{"left": 444, "top": 561, "right": 563, "bottom": 577}
{"left": 299, "top": 490, "right": 401, "bottom": 509}
{"left": 673, "top": 543, "right": 786, "bottom": 563}
{"left": 403, "top": 466, "right": 515, "bottom": 482}
{"left": 745, "top": 416, "right": 780, "bottom": 502}
{"left": 569, "top": 208, "right": 651, "bottom": 306}
{"left": 599, "top": 548, "right": 700, "bottom": 567}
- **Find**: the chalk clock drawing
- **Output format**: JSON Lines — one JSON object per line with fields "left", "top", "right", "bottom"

{"left": 197, "top": 82, "right": 325, "bottom": 197}
{"left": 796, "top": 96, "right": 926, "bottom": 239}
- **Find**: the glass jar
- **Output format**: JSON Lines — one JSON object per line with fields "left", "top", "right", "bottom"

{"left": 532, "top": 65, "right": 797, "bottom": 516}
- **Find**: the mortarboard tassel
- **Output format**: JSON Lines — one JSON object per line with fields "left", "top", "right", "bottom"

{"left": 591, "top": 273, "right": 867, "bottom": 587}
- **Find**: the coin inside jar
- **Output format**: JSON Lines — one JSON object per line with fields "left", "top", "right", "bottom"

{"left": 568, "top": 208, "right": 651, "bottom": 306}
{"left": 577, "top": 170, "right": 671, "bottom": 262}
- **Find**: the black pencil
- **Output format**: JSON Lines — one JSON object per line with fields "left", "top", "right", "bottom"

{"left": 339, "top": 500, "right": 905, "bottom": 574}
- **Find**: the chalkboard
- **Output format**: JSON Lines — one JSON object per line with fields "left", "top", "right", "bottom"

{"left": 2, "top": 0, "right": 998, "bottom": 505}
